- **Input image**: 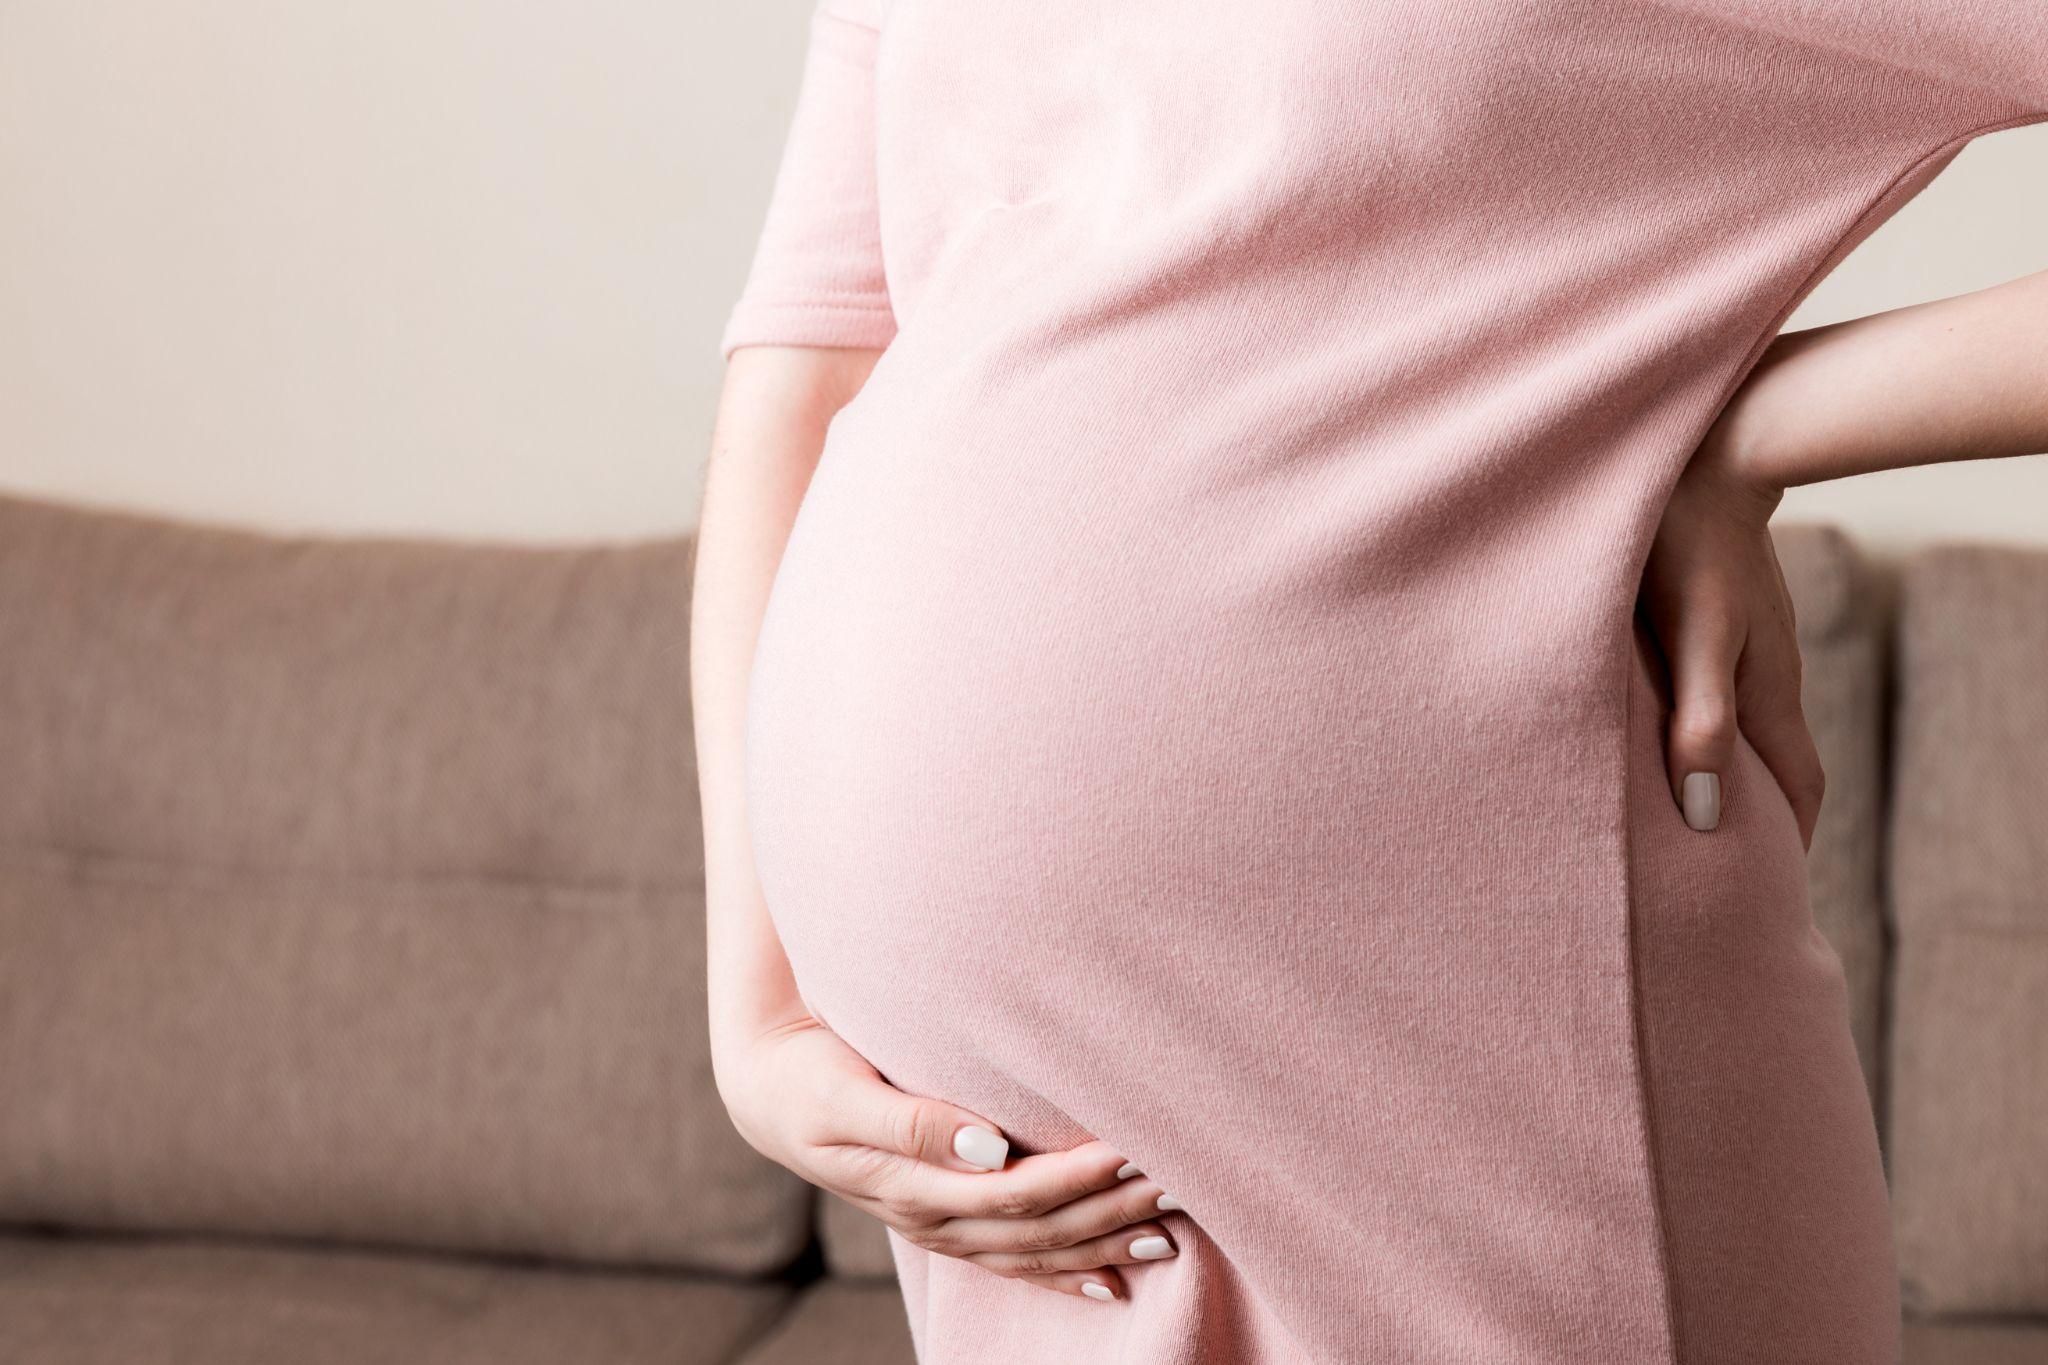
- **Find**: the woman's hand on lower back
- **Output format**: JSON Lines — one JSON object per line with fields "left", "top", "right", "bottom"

{"left": 1639, "top": 428, "right": 1825, "bottom": 849}
{"left": 717, "top": 1014, "right": 1181, "bottom": 1303}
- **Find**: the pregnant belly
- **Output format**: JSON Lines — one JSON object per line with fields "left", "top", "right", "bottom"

{"left": 744, "top": 509, "right": 1330, "bottom": 1146}
{"left": 740, "top": 414, "right": 1621, "bottom": 1157}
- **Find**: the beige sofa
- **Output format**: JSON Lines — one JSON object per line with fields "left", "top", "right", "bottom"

{"left": 0, "top": 492, "right": 2040, "bottom": 1363}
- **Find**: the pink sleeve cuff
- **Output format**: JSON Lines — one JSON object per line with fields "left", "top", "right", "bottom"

{"left": 720, "top": 298, "right": 897, "bottom": 359}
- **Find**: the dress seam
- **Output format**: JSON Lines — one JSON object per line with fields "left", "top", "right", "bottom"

{"left": 1616, "top": 610, "right": 1684, "bottom": 1365}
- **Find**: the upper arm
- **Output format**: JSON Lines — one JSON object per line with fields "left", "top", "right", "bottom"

{"left": 720, "top": 1, "right": 894, "bottom": 359}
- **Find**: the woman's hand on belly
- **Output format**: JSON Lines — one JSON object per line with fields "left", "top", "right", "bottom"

{"left": 720, "top": 1014, "right": 1183, "bottom": 1302}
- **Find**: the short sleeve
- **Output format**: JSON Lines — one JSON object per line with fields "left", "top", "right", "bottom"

{"left": 720, "top": 2, "right": 895, "bottom": 358}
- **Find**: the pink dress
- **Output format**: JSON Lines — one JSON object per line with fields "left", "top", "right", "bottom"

{"left": 722, "top": 3, "right": 2048, "bottom": 1360}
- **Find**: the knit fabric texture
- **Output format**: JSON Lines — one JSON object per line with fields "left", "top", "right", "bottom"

{"left": 724, "top": 2, "right": 2048, "bottom": 1361}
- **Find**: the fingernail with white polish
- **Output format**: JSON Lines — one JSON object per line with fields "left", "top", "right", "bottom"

{"left": 1130, "top": 1235, "right": 1176, "bottom": 1260}
{"left": 1682, "top": 772, "right": 1721, "bottom": 832}
{"left": 1156, "top": 1194, "right": 1183, "bottom": 1212}
{"left": 1082, "top": 1282, "right": 1116, "bottom": 1301}
{"left": 1115, "top": 1162, "right": 1141, "bottom": 1180}
{"left": 953, "top": 1125, "right": 1009, "bottom": 1171}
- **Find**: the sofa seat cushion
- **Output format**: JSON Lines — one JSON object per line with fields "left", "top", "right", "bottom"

{"left": 0, "top": 1233, "right": 791, "bottom": 1365}
{"left": 1904, "top": 1316, "right": 2048, "bottom": 1364}
{"left": 734, "top": 1281, "right": 913, "bottom": 1365}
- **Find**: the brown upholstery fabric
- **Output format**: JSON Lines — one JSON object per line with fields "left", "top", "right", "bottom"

{"left": 734, "top": 1281, "right": 915, "bottom": 1365}
{"left": 1889, "top": 544, "right": 2048, "bottom": 1316}
{"left": 819, "top": 1191, "right": 896, "bottom": 1281}
{"left": 1773, "top": 522, "right": 1889, "bottom": 1100}
{"left": 0, "top": 494, "right": 810, "bottom": 1273}
{"left": 1903, "top": 1316, "right": 2048, "bottom": 1365}
{"left": 0, "top": 1233, "right": 789, "bottom": 1365}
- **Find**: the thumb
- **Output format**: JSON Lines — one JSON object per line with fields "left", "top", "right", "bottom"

{"left": 845, "top": 1076, "right": 1011, "bottom": 1173}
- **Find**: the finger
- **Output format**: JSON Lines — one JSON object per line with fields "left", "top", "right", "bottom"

{"left": 935, "top": 1175, "right": 1172, "bottom": 1255}
{"left": 967, "top": 1222, "right": 1180, "bottom": 1276}
{"left": 1017, "top": 1269, "right": 1126, "bottom": 1303}
{"left": 1664, "top": 601, "right": 1742, "bottom": 831}
{"left": 1736, "top": 642, "right": 1826, "bottom": 851}
{"left": 891, "top": 1140, "right": 1134, "bottom": 1222}
{"left": 826, "top": 1070, "right": 1013, "bottom": 1174}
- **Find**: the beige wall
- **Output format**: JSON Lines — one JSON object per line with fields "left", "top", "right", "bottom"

{"left": 1, "top": 1, "right": 2043, "bottom": 550}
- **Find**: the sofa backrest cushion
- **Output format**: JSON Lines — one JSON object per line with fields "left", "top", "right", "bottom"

{"left": 1888, "top": 542, "right": 2048, "bottom": 1315}
{"left": 0, "top": 494, "right": 810, "bottom": 1274}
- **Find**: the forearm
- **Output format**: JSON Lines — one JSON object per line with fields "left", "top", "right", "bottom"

{"left": 692, "top": 344, "right": 878, "bottom": 1082}
{"left": 1713, "top": 266, "right": 2048, "bottom": 490}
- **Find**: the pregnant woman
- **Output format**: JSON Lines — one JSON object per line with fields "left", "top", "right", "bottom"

{"left": 693, "top": 2, "right": 2048, "bottom": 1360}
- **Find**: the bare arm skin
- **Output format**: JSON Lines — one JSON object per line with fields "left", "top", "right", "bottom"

{"left": 1644, "top": 266, "right": 2048, "bottom": 843}
{"left": 695, "top": 344, "right": 874, "bottom": 1071}
{"left": 1712, "top": 267, "right": 2048, "bottom": 490}
{"left": 693, "top": 345, "right": 1179, "bottom": 1304}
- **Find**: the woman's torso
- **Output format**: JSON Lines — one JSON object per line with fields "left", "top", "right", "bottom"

{"left": 740, "top": 4, "right": 2045, "bottom": 1358}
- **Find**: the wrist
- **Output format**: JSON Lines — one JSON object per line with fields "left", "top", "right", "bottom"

{"left": 703, "top": 876, "right": 815, "bottom": 1086}
{"left": 1680, "top": 422, "right": 1785, "bottom": 530}
{"left": 709, "top": 995, "right": 814, "bottom": 1093}
{"left": 1688, "top": 346, "right": 1802, "bottom": 520}
{"left": 1704, "top": 324, "right": 1859, "bottom": 497}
